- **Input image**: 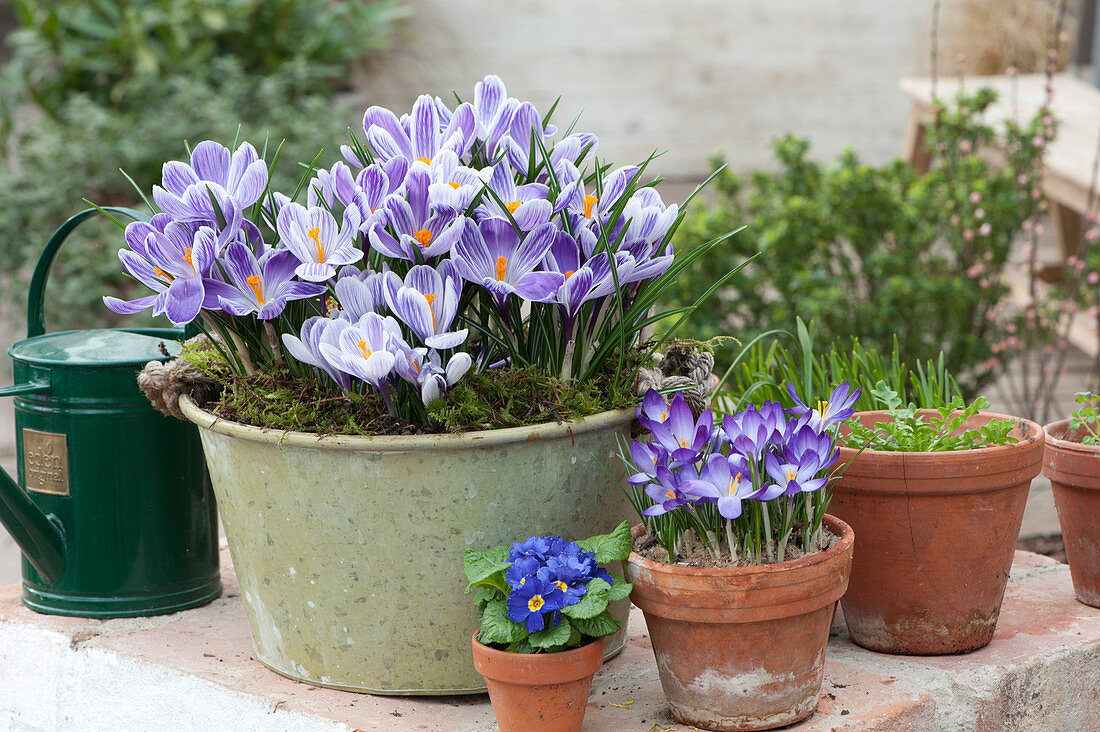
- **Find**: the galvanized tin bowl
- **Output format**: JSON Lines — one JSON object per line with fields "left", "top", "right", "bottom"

{"left": 179, "top": 394, "right": 635, "bottom": 694}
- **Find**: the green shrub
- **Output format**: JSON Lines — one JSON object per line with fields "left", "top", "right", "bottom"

{"left": 666, "top": 89, "right": 1044, "bottom": 398}
{"left": 0, "top": 0, "right": 403, "bottom": 332}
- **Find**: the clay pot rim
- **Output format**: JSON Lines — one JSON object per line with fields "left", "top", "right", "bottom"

{"left": 625, "top": 514, "right": 854, "bottom": 579}
{"left": 835, "top": 409, "right": 1043, "bottom": 463}
{"left": 470, "top": 633, "right": 605, "bottom": 684}
{"left": 179, "top": 393, "right": 635, "bottom": 452}
{"left": 1043, "top": 418, "right": 1100, "bottom": 455}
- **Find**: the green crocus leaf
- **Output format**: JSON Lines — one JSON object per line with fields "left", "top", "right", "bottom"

{"left": 463, "top": 546, "right": 511, "bottom": 593}
{"left": 529, "top": 617, "right": 572, "bottom": 649}
{"left": 561, "top": 578, "right": 610, "bottom": 619}
{"left": 607, "top": 576, "right": 633, "bottom": 602}
{"left": 477, "top": 601, "right": 525, "bottom": 645}
{"left": 571, "top": 611, "right": 620, "bottom": 639}
{"left": 576, "top": 520, "right": 632, "bottom": 563}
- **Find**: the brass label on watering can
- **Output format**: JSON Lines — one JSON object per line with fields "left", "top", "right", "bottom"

{"left": 22, "top": 429, "right": 69, "bottom": 496}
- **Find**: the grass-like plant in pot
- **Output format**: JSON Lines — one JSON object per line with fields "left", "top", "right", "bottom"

{"left": 97, "top": 75, "right": 743, "bottom": 694}
{"left": 1042, "top": 392, "right": 1100, "bottom": 607}
{"left": 464, "top": 522, "right": 632, "bottom": 732}
{"left": 618, "top": 386, "right": 857, "bottom": 732}
{"left": 832, "top": 384, "right": 1044, "bottom": 655}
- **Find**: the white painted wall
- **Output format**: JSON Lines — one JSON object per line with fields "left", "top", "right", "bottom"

{"left": 354, "top": 0, "right": 932, "bottom": 180}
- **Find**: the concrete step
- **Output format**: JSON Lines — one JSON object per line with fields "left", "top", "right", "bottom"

{"left": 0, "top": 547, "right": 1096, "bottom": 730}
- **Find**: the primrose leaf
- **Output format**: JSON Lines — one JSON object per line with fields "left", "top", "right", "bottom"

{"left": 571, "top": 611, "right": 621, "bottom": 639}
{"left": 464, "top": 546, "right": 511, "bottom": 593}
{"left": 477, "top": 600, "right": 526, "bottom": 645}
{"left": 561, "top": 578, "right": 611, "bottom": 619}
{"left": 529, "top": 617, "right": 572, "bottom": 649}
{"left": 576, "top": 520, "right": 632, "bottom": 563}
{"left": 607, "top": 575, "right": 633, "bottom": 602}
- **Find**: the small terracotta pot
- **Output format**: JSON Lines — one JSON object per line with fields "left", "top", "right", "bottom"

{"left": 625, "top": 515, "right": 854, "bottom": 732}
{"left": 1042, "top": 419, "right": 1100, "bottom": 607}
{"left": 831, "top": 410, "right": 1044, "bottom": 655}
{"left": 471, "top": 635, "right": 604, "bottom": 732}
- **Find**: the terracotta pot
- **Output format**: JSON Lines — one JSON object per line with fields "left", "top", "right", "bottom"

{"left": 1042, "top": 419, "right": 1100, "bottom": 607}
{"left": 625, "top": 515, "right": 854, "bottom": 732}
{"left": 471, "top": 635, "right": 604, "bottom": 732}
{"left": 831, "top": 410, "right": 1044, "bottom": 655}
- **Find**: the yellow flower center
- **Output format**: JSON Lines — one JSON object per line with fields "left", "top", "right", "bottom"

{"left": 506, "top": 200, "right": 521, "bottom": 214}
{"left": 785, "top": 467, "right": 796, "bottom": 482}
{"left": 665, "top": 489, "right": 675, "bottom": 499}
{"left": 583, "top": 194, "right": 598, "bottom": 218}
{"left": 308, "top": 226, "right": 325, "bottom": 260}
{"left": 816, "top": 400, "right": 832, "bottom": 419}
{"left": 414, "top": 229, "right": 433, "bottom": 247}
{"left": 358, "top": 340, "right": 372, "bottom": 359}
{"left": 418, "top": 156, "right": 432, "bottom": 165}
{"left": 448, "top": 181, "right": 461, "bottom": 189}
{"left": 495, "top": 256, "right": 508, "bottom": 281}
{"left": 679, "top": 438, "right": 688, "bottom": 448}
{"left": 528, "top": 595, "right": 545, "bottom": 612}
{"left": 246, "top": 275, "right": 264, "bottom": 304}
{"left": 555, "top": 581, "right": 568, "bottom": 592}
{"left": 660, "top": 411, "right": 668, "bottom": 421}
{"left": 728, "top": 472, "right": 742, "bottom": 496}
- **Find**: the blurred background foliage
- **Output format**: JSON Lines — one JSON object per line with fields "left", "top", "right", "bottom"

{"left": 0, "top": 0, "right": 405, "bottom": 332}
{"left": 663, "top": 88, "right": 1046, "bottom": 398}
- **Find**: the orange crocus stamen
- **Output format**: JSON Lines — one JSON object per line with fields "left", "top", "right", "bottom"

{"left": 583, "top": 194, "right": 598, "bottom": 218}
{"left": 564, "top": 270, "right": 575, "bottom": 278}
{"left": 183, "top": 247, "right": 194, "bottom": 270}
{"left": 154, "top": 267, "right": 173, "bottom": 282}
{"left": 665, "top": 489, "right": 675, "bottom": 499}
{"left": 307, "top": 226, "right": 325, "bottom": 260}
{"left": 424, "top": 292, "right": 438, "bottom": 331}
{"left": 495, "top": 256, "right": 508, "bottom": 281}
{"left": 246, "top": 275, "right": 264, "bottom": 304}
{"left": 414, "top": 229, "right": 433, "bottom": 248}
{"left": 448, "top": 182, "right": 461, "bottom": 189}
{"left": 358, "top": 340, "right": 372, "bottom": 359}
{"left": 729, "top": 472, "right": 742, "bottom": 496}
{"left": 506, "top": 200, "right": 521, "bottom": 214}
{"left": 418, "top": 156, "right": 432, "bottom": 165}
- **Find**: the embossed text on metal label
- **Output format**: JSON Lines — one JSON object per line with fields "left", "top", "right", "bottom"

{"left": 22, "top": 429, "right": 69, "bottom": 496}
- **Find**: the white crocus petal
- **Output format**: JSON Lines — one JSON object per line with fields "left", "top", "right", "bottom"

{"left": 445, "top": 352, "right": 472, "bottom": 386}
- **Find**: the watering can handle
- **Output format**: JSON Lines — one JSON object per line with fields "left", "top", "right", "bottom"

{"left": 26, "top": 207, "right": 150, "bottom": 338}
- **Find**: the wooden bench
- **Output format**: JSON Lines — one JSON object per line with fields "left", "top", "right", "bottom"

{"left": 901, "top": 73, "right": 1100, "bottom": 279}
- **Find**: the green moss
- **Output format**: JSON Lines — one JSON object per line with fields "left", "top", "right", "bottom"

{"left": 197, "top": 352, "right": 641, "bottom": 436}
{"left": 427, "top": 364, "right": 636, "bottom": 433}
{"left": 179, "top": 337, "right": 231, "bottom": 381}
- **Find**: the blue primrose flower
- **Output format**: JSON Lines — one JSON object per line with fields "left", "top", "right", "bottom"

{"left": 505, "top": 555, "right": 540, "bottom": 589}
{"left": 506, "top": 574, "right": 567, "bottom": 633}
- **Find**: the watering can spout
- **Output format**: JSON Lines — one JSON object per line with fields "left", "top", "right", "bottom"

{"left": 0, "top": 455, "right": 65, "bottom": 585}
{"left": 0, "top": 378, "right": 65, "bottom": 584}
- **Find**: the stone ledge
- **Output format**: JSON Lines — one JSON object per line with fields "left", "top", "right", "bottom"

{"left": 0, "top": 549, "right": 1095, "bottom": 731}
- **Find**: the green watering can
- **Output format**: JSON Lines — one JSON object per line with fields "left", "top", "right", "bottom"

{"left": 0, "top": 208, "right": 221, "bottom": 617}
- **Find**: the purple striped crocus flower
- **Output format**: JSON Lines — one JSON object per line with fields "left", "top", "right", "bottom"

{"left": 476, "top": 162, "right": 552, "bottom": 230}
{"left": 104, "top": 218, "right": 218, "bottom": 325}
{"left": 282, "top": 316, "right": 354, "bottom": 391}
{"left": 451, "top": 219, "right": 564, "bottom": 308}
{"left": 152, "top": 141, "right": 268, "bottom": 223}
{"left": 203, "top": 243, "right": 325, "bottom": 320}
{"left": 362, "top": 95, "right": 476, "bottom": 168}
{"left": 368, "top": 166, "right": 466, "bottom": 262}
{"left": 384, "top": 263, "right": 468, "bottom": 350}
{"left": 276, "top": 202, "right": 364, "bottom": 282}
{"left": 319, "top": 312, "right": 406, "bottom": 391}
